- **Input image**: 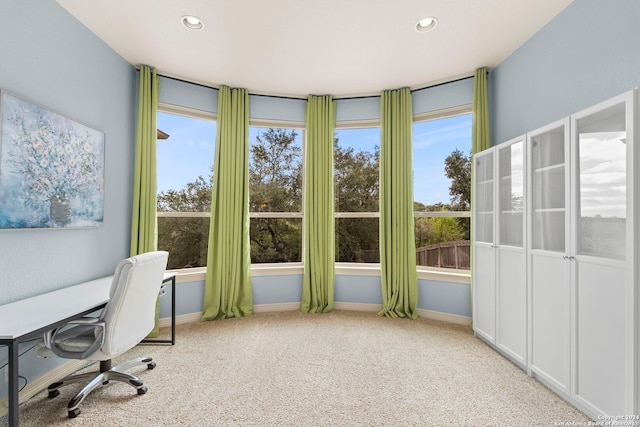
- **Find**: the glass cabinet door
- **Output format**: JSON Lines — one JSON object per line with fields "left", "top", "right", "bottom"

{"left": 576, "top": 102, "right": 627, "bottom": 260}
{"left": 498, "top": 140, "right": 524, "bottom": 247}
{"left": 474, "top": 151, "right": 494, "bottom": 244}
{"left": 530, "top": 125, "right": 566, "bottom": 252}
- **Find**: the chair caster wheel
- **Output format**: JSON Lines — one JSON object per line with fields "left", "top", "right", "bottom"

{"left": 147, "top": 361, "right": 156, "bottom": 370}
{"left": 68, "top": 408, "right": 81, "bottom": 418}
{"left": 137, "top": 386, "right": 148, "bottom": 395}
{"left": 48, "top": 389, "right": 60, "bottom": 399}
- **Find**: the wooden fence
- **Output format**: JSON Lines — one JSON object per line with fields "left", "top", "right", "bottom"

{"left": 416, "top": 240, "right": 470, "bottom": 270}
{"left": 359, "top": 240, "right": 470, "bottom": 270}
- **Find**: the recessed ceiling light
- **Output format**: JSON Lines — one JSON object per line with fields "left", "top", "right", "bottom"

{"left": 181, "top": 15, "right": 204, "bottom": 30}
{"left": 415, "top": 16, "right": 437, "bottom": 32}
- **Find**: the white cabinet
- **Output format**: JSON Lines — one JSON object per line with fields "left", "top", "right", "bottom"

{"left": 473, "top": 136, "right": 527, "bottom": 368}
{"left": 570, "top": 93, "right": 634, "bottom": 416}
{"left": 473, "top": 148, "right": 496, "bottom": 344}
{"left": 495, "top": 138, "right": 527, "bottom": 366}
{"left": 474, "top": 89, "right": 638, "bottom": 421}
{"left": 528, "top": 93, "right": 636, "bottom": 417}
{"left": 527, "top": 119, "right": 571, "bottom": 395}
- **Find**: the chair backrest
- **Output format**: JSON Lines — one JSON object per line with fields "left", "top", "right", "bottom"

{"left": 98, "top": 251, "right": 168, "bottom": 356}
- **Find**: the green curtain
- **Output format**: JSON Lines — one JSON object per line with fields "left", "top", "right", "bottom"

{"left": 130, "top": 65, "right": 160, "bottom": 336}
{"left": 378, "top": 88, "right": 418, "bottom": 319}
{"left": 301, "top": 95, "right": 336, "bottom": 313}
{"left": 472, "top": 68, "right": 491, "bottom": 154}
{"left": 201, "top": 85, "right": 253, "bottom": 321}
{"left": 470, "top": 68, "right": 491, "bottom": 324}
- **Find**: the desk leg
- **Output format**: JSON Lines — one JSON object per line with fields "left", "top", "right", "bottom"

{"left": 170, "top": 276, "right": 176, "bottom": 345}
{"left": 141, "top": 276, "right": 176, "bottom": 345}
{"left": 8, "top": 341, "right": 19, "bottom": 427}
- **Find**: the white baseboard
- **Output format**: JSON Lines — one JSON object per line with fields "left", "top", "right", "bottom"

{"left": 253, "top": 302, "right": 300, "bottom": 313}
{"left": 333, "top": 302, "right": 381, "bottom": 312}
{"left": 0, "top": 359, "right": 86, "bottom": 417}
{"left": 158, "top": 304, "right": 470, "bottom": 326}
{"left": 158, "top": 311, "right": 201, "bottom": 327}
{"left": 417, "top": 308, "right": 471, "bottom": 325}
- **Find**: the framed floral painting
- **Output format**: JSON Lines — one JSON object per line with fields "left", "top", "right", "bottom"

{"left": 0, "top": 90, "right": 105, "bottom": 229}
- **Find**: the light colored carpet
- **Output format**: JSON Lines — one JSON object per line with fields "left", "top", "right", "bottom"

{"left": 9, "top": 310, "right": 589, "bottom": 426}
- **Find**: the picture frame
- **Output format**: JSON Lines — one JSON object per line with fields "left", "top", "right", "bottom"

{"left": 0, "top": 90, "right": 105, "bottom": 229}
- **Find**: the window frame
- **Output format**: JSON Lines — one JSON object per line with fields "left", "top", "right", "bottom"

{"left": 155, "top": 103, "right": 217, "bottom": 271}
{"left": 157, "top": 105, "right": 471, "bottom": 284}
{"left": 412, "top": 104, "right": 472, "bottom": 278}
{"left": 248, "top": 119, "right": 306, "bottom": 266}
{"left": 334, "top": 121, "right": 381, "bottom": 266}
{"left": 156, "top": 112, "right": 307, "bottom": 276}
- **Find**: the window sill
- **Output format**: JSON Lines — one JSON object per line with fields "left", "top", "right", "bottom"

{"left": 167, "top": 264, "right": 470, "bottom": 285}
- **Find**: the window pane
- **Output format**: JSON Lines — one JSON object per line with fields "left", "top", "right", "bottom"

{"left": 577, "top": 102, "right": 626, "bottom": 260}
{"left": 415, "top": 217, "right": 470, "bottom": 269}
{"left": 250, "top": 217, "right": 302, "bottom": 263}
{"left": 249, "top": 127, "right": 302, "bottom": 212}
{"left": 157, "top": 111, "right": 216, "bottom": 269}
{"left": 334, "top": 128, "right": 379, "bottom": 213}
{"left": 157, "top": 112, "right": 216, "bottom": 200}
{"left": 336, "top": 218, "right": 379, "bottom": 263}
{"left": 413, "top": 113, "right": 472, "bottom": 270}
{"left": 158, "top": 216, "right": 210, "bottom": 270}
{"left": 413, "top": 114, "right": 472, "bottom": 210}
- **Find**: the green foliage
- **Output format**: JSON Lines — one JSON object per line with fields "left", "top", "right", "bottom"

{"left": 249, "top": 128, "right": 303, "bottom": 263}
{"left": 334, "top": 142, "right": 379, "bottom": 212}
{"left": 157, "top": 173, "right": 213, "bottom": 269}
{"left": 334, "top": 139, "right": 380, "bottom": 262}
{"left": 249, "top": 128, "right": 302, "bottom": 212}
{"left": 335, "top": 217, "right": 379, "bottom": 263}
{"left": 157, "top": 127, "right": 470, "bottom": 267}
{"left": 415, "top": 216, "right": 465, "bottom": 248}
{"left": 250, "top": 218, "right": 301, "bottom": 263}
{"left": 444, "top": 149, "right": 471, "bottom": 211}
{"left": 158, "top": 217, "right": 209, "bottom": 269}
{"left": 442, "top": 149, "right": 472, "bottom": 239}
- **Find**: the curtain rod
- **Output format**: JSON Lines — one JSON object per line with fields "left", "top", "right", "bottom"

{"left": 137, "top": 68, "right": 474, "bottom": 101}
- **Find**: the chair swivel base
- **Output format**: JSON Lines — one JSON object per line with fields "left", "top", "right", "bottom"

{"left": 47, "top": 356, "right": 156, "bottom": 418}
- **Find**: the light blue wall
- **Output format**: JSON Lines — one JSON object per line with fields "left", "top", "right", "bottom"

{"left": 159, "top": 75, "right": 474, "bottom": 123}
{"left": 490, "top": 0, "right": 640, "bottom": 144}
{"left": 418, "top": 280, "right": 471, "bottom": 317}
{"left": 0, "top": 1, "right": 136, "bottom": 398}
{"left": 413, "top": 78, "right": 473, "bottom": 114}
{"left": 0, "top": 2, "right": 136, "bottom": 303}
{"left": 159, "top": 77, "right": 217, "bottom": 113}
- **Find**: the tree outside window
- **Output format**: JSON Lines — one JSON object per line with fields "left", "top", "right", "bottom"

{"left": 156, "top": 110, "right": 216, "bottom": 270}
{"left": 249, "top": 127, "right": 303, "bottom": 263}
{"left": 413, "top": 112, "right": 472, "bottom": 270}
{"left": 334, "top": 127, "right": 380, "bottom": 263}
{"left": 156, "top": 108, "right": 472, "bottom": 272}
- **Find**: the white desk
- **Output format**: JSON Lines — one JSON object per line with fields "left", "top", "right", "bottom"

{"left": 0, "top": 276, "right": 112, "bottom": 427}
{"left": 0, "top": 272, "right": 177, "bottom": 426}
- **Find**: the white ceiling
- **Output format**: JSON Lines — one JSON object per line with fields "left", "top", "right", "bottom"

{"left": 57, "top": 0, "right": 572, "bottom": 99}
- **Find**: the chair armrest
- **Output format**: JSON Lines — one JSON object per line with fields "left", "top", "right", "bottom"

{"left": 65, "top": 317, "right": 101, "bottom": 325}
{"left": 43, "top": 320, "right": 106, "bottom": 360}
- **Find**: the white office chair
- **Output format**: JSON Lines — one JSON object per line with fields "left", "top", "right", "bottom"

{"left": 39, "top": 251, "right": 169, "bottom": 418}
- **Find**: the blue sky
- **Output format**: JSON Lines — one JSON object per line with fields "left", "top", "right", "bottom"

{"left": 157, "top": 112, "right": 472, "bottom": 207}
